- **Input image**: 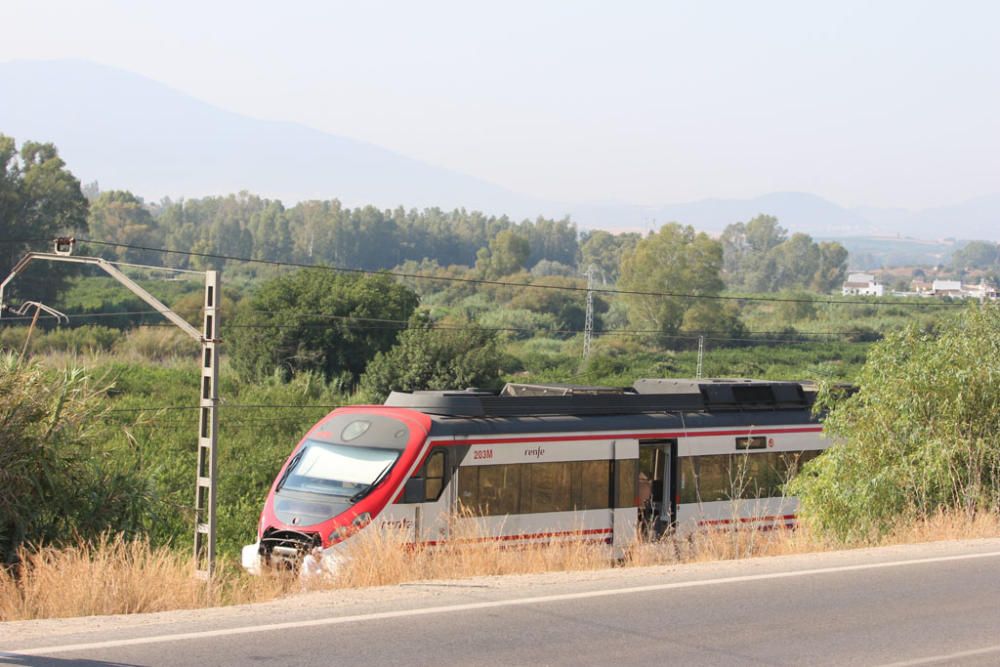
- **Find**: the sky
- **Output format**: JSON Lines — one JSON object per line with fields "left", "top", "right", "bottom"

{"left": 1, "top": 0, "right": 998, "bottom": 211}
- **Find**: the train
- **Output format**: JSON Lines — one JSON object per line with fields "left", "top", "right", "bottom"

{"left": 241, "top": 378, "right": 827, "bottom": 572}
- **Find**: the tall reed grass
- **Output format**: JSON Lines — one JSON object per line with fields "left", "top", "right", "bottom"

{"left": 2, "top": 510, "right": 997, "bottom": 622}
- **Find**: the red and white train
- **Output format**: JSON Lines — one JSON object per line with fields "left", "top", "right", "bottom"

{"left": 242, "top": 379, "right": 827, "bottom": 572}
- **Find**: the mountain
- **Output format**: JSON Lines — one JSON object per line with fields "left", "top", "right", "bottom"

{"left": 568, "top": 192, "right": 874, "bottom": 237}
{"left": 0, "top": 59, "right": 544, "bottom": 216}
{"left": 2, "top": 59, "right": 998, "bottom": 241}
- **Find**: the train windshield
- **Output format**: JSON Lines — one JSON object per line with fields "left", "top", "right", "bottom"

{"left": 278, "top": 440, "right": 400, "bottom": 499}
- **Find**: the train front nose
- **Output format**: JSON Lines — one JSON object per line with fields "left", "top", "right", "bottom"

{"left": 258, "top": 528, "right": 322, "bottom": 569}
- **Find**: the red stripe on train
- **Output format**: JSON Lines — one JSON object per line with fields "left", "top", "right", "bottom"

{"left": 697, "top": 514, "right": 797, "bottom": 526}
{"left": 417, "top": 527, "right": 614, "bottom": 547}
{"left": 433, "top": 427, "right": 822, "bottom": 447}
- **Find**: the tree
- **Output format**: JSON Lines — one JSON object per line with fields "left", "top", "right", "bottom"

{"left": 771, "top": 233, "right": 821, "bottom": 289}
{"left": 475, "top": 229, "right": 531, "bottom": 278}
{"left": 789, "top": 304, "right": 1000, "bottom": 541}
{"left": 721, "top": 215, "right": 848, "bottom": 293}
{"left": 228, "top": 270, "right": 419, "bottom": 382}
{"left": 249, "top": 200, "right": 292, "bottom": 262}
{"left": 720, "top": 215, "right": 787, "bottom": 290}
{"left": 813, "top": 241, "right": 849, "bottom": 292}
{"left": 618, "top": 223, "right": 727, "bottom": 341}
{"left": 952, "top": 241, "right": 999, "bottom": 270}
{"left": 87, "top": 191, "right": 158, "bottom": 262}
{"left": 0, "top": 135, "right": 88, "bottom": 302}
{"left": 519, "top": 216, "right": 578, "bottom": 267}
{"left": 360, "top": 312, "right": 503, "bottom": 402}
{"left": 580, "top": 230, "right": 640, "bottom": 282}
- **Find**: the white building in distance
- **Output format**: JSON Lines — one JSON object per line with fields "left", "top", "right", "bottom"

{"left": 912, "top": 279, "right": 996, "bottom": 300}
{"left": 842, "top": 272, "right": 884, "bottom": 297}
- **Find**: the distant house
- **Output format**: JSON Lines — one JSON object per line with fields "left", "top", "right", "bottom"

{"left": 964, "top": 281, "right": 999, "bottom": 301}
{"left": 911, "top": 279, "right": 997, "bottom": 300}
{"left": 931, "top": 280, "right": 964, "bottom": 297}
{"left": 842, "top": 272, "right": 884, "bottom": 297}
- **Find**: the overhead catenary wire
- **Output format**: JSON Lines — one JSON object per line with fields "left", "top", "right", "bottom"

{"left": 0, "top": 305, "right": 886, "bottom": 342}
{"left": 225, "top": 320, "right": 874, "bottom": 344}
{"left": 69, "top": 237, "right": 966, "bottom": 309}
{"left": 104, "top": 403, "right": 346, "bottom": 413}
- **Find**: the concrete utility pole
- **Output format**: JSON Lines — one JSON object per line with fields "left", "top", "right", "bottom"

{"left": 0, "top": 239, "right": 221, "bottom": 578}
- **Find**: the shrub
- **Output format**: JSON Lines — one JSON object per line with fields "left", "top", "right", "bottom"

{"left": 790, "top": 304, "right": 1000, "bottom": 541}
{"left": 360, "top": 313, "right": 503, "bottom": 402}
{"left": 0, "top": 355, "right": 152, "bottom": 563}
{"left": 228, "top": 270, "right": 418, "bottom": 382}
{"left": 476, "top": 308, "right": 560, "bottom": 340}
{"left": 0, "top": 325, "right": 119, "bottom": 355}
{"left": 114, "top": 326, "right": 194, "bottom": 360}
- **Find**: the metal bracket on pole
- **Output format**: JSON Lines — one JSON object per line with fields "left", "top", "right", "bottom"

{"left": 0, "top": 245, "right": 220, "bottom": 578}
{"left": 1, "top": 253, "right": 201, "bottom": 341}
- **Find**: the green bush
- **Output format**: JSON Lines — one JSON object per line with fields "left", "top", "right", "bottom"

{"left": 0, "top": 325, "right": 120, "bottom": 355}
{"left": 228, "top": 269, "right": 418, "bottom": 382}
{"left": 476, "top": 308, "right": 560, "bottom": 340}
{"left": 789, "top": 304, "right": 1000, "bottom": 541}
{"left": 113, "top": 326, "right": 194, "bottom": 360}
{"left": 0, "top": 355, "right": 153, "bottom": 563}
{"left": 360, "top": 313, "right": 503, "bottom": 402}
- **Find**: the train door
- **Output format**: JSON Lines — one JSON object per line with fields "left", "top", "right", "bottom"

{"left": 412, "top": 447, "right": 453, "bottom": 544}
{"left": 612, "top": 439, "right": 639, "bottom": 554}
{"left": 638, "top": 439, "right": 677, "bottom": 537}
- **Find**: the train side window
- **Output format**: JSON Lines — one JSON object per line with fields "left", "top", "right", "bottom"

{"left": 523, "top": 462, "right": 573, "bottom": 513}
{"left": 458, "top": 466, "right": 479, "bottom": 510}
{"left": 736, "top": 436, "right": 766, "bottom": 450}
{"left": 615, "top": 459, "right": 637, "bottom": 508}
{"left": 679, "top": 455, "right": 731, "bottom": 503}
{"left": 679, "top": 451, "right": 824, "bottom": 504}
{"left": 423, "top": 450, "right": 447, "bottom": 502}
{"left": 461, "top": 464, "right": 520, "bottom": 516}
{"left": 577, "top": 460, "right": 612, "bottom": 510}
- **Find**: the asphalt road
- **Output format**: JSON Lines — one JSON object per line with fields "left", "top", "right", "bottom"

{"left": 3, "top": 539, "right": 1000, "bottom": 666}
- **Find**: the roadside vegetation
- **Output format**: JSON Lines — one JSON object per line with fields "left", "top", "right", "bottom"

{"left": 3, "top": 509, "right": 998, "bottom": 622}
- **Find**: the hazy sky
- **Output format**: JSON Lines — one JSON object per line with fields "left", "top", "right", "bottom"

{"left": 2, "top": 0, "right": 998, "bottom": 210}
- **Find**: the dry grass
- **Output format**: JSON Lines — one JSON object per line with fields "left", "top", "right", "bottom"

{"left": 112, "top": 327, "right": 193, "bottom": 362}
{"left": 0, "top": 534, "right": 297, "bottom": 622}
{"left": 3, "top": 510, "right": 999, "bottom": 621}
{"left": 331, "top": 518, "right": 611, "bottom": 589}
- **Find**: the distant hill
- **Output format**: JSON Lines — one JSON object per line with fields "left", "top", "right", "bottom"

{"left": 818, "top": 236, "right": 966, "bottom": 270}
{"left": 568, "top": 192, "right": 874, "bottom": 237}
{"left": 0, "top": 59, "right": 544, "bottom": 216}
{"left": 2, "top": 59, "right": 998, "bottom": 240}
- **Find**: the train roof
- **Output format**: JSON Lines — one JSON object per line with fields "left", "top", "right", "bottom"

{"left": 384, "top": 378, "right": 817, "bottom": 420}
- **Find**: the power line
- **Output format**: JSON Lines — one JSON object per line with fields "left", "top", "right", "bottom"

{"left": 105, "top": 403, "right": 345, "bottom": 413}
{"left": 0, "top": 239, "right": 53, "bottom": 245}
{"left": 224, "top": 320, "right": 873, "bottom": 344}
{"left": 1, "top": 309, "right": 169, "bottom": 322}
{"left": 0, "top": 304, "right": 884, "bottom": 341}
{"left": 73, "top": 237, "right": 965, "bottom": 309}
{"left": 233, "top": 309, "right": 880, "bottom": 340}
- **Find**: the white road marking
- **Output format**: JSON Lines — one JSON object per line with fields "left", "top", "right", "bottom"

{"left": 877, "top": 643, "right": 1000, "bottom": 666}
{"left": 4, "top": 549, "right": 1000, "bottom": 657}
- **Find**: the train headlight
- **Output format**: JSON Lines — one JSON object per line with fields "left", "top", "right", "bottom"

{"left": 329, "top": 513, "right": 372, "bottom": 543}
